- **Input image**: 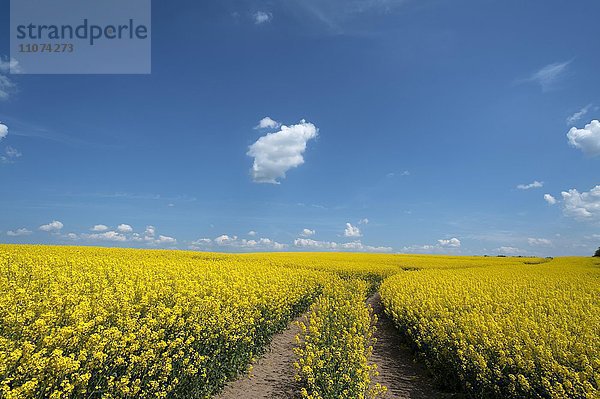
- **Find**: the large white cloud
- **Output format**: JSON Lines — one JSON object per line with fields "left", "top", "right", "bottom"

{"left": 344, "top": 223, "right": 361, "bottom": 237}
{"left": 247, "top": 119, "right": 318, "bottom": 184}
{"left": 561, "top": 185, "right": 600, "bottom": 221}
{"left": 39, "top": 220, "right": 63, "bottom": 232}
{"left": 567, "top": 120, "right": 600, "bottom": 156}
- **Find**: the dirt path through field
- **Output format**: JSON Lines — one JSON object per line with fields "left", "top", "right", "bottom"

{"left": 216, "top": 315, "right": 303, "bottom": 399}
{"left": 369, "top": 293, "right": 460, "bottom": 399}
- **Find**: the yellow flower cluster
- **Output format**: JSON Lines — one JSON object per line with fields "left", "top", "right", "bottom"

{"left": 380, "top": 257, "right": 600, "bottom": 398}
{"left": 294, "top": 278, "right": 386, "bottom": 399}
{"left": 0, "top": 245, "right": 327, "bottom": 398}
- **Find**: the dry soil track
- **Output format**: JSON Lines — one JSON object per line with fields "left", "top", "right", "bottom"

{"left": 217, "top": 295, "right": 460, "bottom": 399}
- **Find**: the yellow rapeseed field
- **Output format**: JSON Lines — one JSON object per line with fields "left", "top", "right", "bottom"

{"left": 1, "top": 244, "right": 598, "bottom": 398}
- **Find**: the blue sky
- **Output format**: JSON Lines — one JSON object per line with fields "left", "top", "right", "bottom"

{"left": 1, "top": 0, "right": 599, "bottom": 256}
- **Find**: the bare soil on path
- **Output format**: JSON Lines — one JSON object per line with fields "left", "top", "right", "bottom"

{"left": 216, "top": 316, "right": 303, "bottom": 399}
{"left": 368, "top": 293, "right": 461, "bottom": 399}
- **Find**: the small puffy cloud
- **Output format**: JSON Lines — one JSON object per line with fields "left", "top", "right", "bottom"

{"left": 65, "top": 233, "right": 78, "bottom": 240}
{"left": 437, "top": 237, "right": 461, "bottom": 248}
{"left": 39, "top": 220, "right": 63, "bottom": 232}
{"left": 567, "top": 120, "right": 600, "bottom": 157}
{"left": 247, "top": 119, "right": 318, "bottom": 184}
{"left": 91, "top": 224, "right": 109, "bottom": 232}
{"left": 300, "top": 228, "right": 315, "bottom": 237}
{"left": 156, "top": 235, "right": 177, "bottom": 245}
{"left": 523, "top": 61, "right": 571, "bottom": 91}
{"left": 561, "top": 185, "right": 600, "bottom": 221}
{"left": 344, "top": 223, "right": 361, "bottom": 237}
{"left": 215, "top": 234, "right": 237, "bottom": 245}
{"left": 1, "top": 146, "right": 22, "bottom": 164}
{"left": 567, "top": 104, "right": 592, "bottom": 125}
{"left": 358, "top": 218, "right": 369, "bottom": 225}
{"left": 7, "top": 228, "right": 31, "bottom": 236}
{"left": 253, "top": 11, "right": 272, "bottom": 24}
{"left": 248, "top": 230, "right": 257, "bottom": 236}
{"left": 496, "top": 246, "right": 526, "bottom": 255}
{"left": 255, "top": 117, "right": 280, "bottom": 129}
{"left": 144, "top": 225, "right": 156, "bottom": 237}
{"left": 517, "top": 180, "right": 543, "bottom": 190}
{"left": 340, "top": 241, "right": 392, "bottom": 253}
{"left": 117, "top": 224, "right": 133, "bottom": 233}
{"left": 528, "top": 238, "right": 552, "bottom": 246}
{"left": 0, "top": 122, "right": 7, "bottom": 140}
{"left": 544, "top": 194, "right": 557, "bottom": 205}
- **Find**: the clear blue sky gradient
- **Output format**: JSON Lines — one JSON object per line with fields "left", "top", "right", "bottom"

{"left": 1, "top": 0, "right": 599, "bottom": 255}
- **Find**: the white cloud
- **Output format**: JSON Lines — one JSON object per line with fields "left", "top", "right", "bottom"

{"left": 1, "top": 146, "right": 22, "bottom": 164}
{"left": 144, "top": 225, "right": 156, "bottom": 237}
{"left": 300, "top": 228, "right": 315, "bottom": 236}
{"left": 215, "top": 234, "right": 237, "bottom": 245}
{"left": 567, "top": 120, "right": 600, "bottom": 157}
{"left": 206, "top": 234, "right": 286, "bottom": 250}
{"left": 191, "top": 238, "right": 212, "bottom": 246}
{"left": 0, "top": 122, "right": 7, "bottom": 140}
{"left": 0, "top": 57, "right": 22, "bottom": 74}
{"left": 293, "top": 238, "right": 391, "bottom": 253}
{"left": 567, "top": 104, "right": 592, "bottom": 125}
{"left": 344, "top": 222, "right": 361, "bottom": 237}
{"left": 561, "top": 186, "right": 600, "bottom": 221}
{"left": 84, "top": 231, "right": 127, "bottom": 242}
{"left": 248, "top": 230, "right": 257, "bottom": 236}
{"left": 255, "top": 117, "right": 280, "bottom": 129}
{"left": 437, "top": 237, "right": 461, "bottom": 248}
{"left": 117, "top": 223, "right": 133, "bottom": 233}
{"left": 247, "top": 119, "right": 318, "bottom": 184}
{"left": 65, "top": 233, "right": 78, "bottom": 240}
{"left": 517, "top": 180, "right": 543, "bottom": 190}
{"left": 39, "top": 220, "right": 63, "bottom": 232}
{"left": 523, "top": 61, "right": 571, "bottom": 91}
{"left": 495, "top": 246, "right": 526, "bottom": 255}
{"left": 253, "top": 11, "right": 273, "bottom": 24}
{"left": 0, "top": 73, "right": 16, "bottom": 100}
{"left": 358, "top": 218, "right": 369, "bottom": 225}
{"left": 156, "top": 235, "right": 177, "bottom": 245}
{"left": 528, "top": 238, "right": 552, "bottom": 246}
{"left": 544, "top": 194, "right": 557, "bottom": 205}
{"left": 7, "top": 228, "right": 31, "bottom": 236}
{"left": 91, "top": 224, "right": 108, "bottom": 232}
{"left": 403, "top": 237, "right": 461, "bottom": 253}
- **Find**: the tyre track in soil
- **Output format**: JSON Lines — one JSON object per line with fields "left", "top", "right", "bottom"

{"left": 368, "top": 293, "right": 461, "bottom": 399}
